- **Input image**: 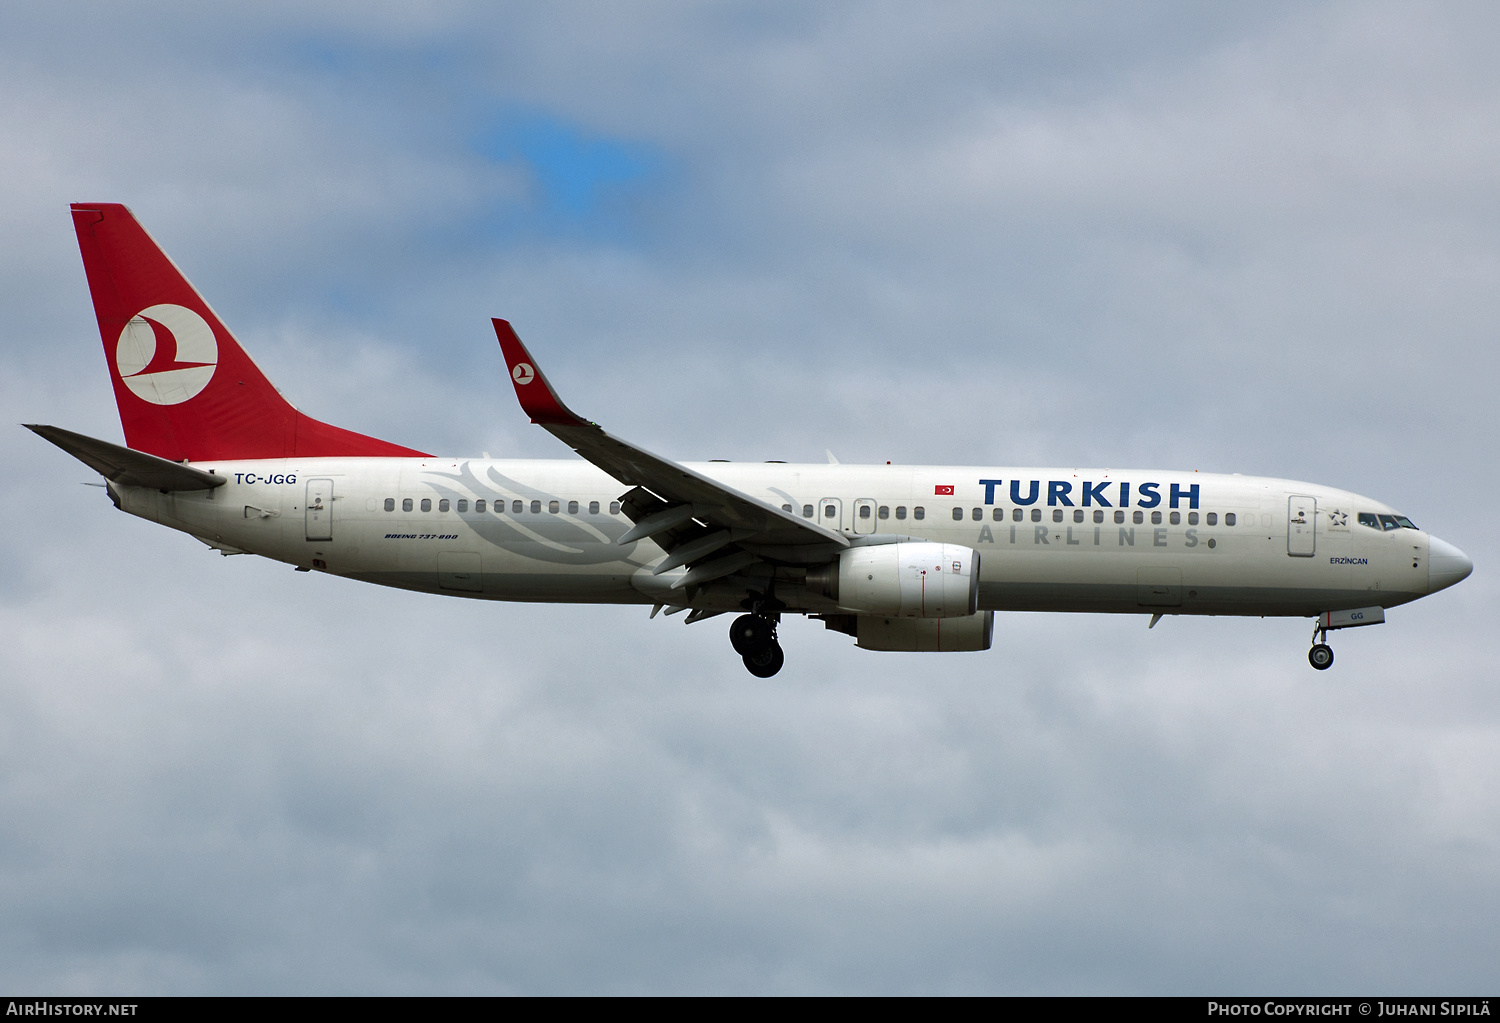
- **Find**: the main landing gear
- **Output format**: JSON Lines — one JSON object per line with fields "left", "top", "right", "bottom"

{"left": 730, "top": 613, "right": 784, "bottom": 677}
{"left": 1308, "top": 623, "right": 1334, "bottom": 671}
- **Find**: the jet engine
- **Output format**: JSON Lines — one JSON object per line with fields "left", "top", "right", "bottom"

{"left": 852, "top": 612, "right": 994, "bottom": 652}
{"left": 806, "top": 542, "right": 980, "bottom": 618}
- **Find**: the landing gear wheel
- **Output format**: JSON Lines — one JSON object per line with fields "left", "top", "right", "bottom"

{"left": 743, "top": 642, "right": 785, "bottom": 678}
{"left": 729, "top": 614, "right": 775, "bottom": 656}
{"left": 1308, "top": 643, "right": 1334, "bottom": 670}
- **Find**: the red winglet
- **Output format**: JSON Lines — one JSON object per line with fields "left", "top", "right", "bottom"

{"left": 492, "top": 319, "right": 589, "bottom": 427}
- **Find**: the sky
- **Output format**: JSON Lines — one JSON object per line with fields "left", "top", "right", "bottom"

{"left": 0, "top": 0, "right": 1497, "bottom": 994}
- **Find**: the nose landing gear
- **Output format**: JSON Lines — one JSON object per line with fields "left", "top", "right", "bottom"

{"left": 1303, "top": 606, "right": 1386, "bottom": 669}
{"left": 730, "top": 613, "right": 784, "bottom": 677}
{"left": 1308, "top": 622, "right": 1334, "bottom": 670}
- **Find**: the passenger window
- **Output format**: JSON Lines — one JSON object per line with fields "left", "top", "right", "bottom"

{"left": 530, "top": 500, "right": 541, "bottom": 514}
{"left": 421, "top": 498, "right": 432, "bottom": 512}
{"left": 1093, "top": 510, "right": 1104, "bottom": 524}
{"left": 475, "top": 500, "right": 486, "bottom": 513}
{"left": 1206, "top": 512, "right": 1217, "bottom": 526}
{"left": 1114, "top": 510, "right": 1125, "bottom": 524}
{"left": 895, "top": 506, "right": 907, "bottom": 520}
{"left": 803, "top": 504, "right": 814, "bottom": 518}
{"left": 439, "top": 499, "right": 450, "bottom": 512}
{"left": 1013, "top": 508, "right": 1024, "bottom": 522}
{"left": 1031, "top": 508, "right": 1042, "bottom": 522}
{"left": 1169, "top": 511, "right": 1180, "bottom": 525}
{"left": 914, "top": 507, "right": 925, "bottom": 520}
{"left": 1379, "top": 514, "right": 1399, "bottom": 531}
{"left": 1052, "top": 509, "right": 1064, "bottom": 523}
{"left": 610, "top": 501, "right": 621, "bottom": 515}
{"left": 952, "top": 507, "right": 963, "bottom": 521}
{"left": 513, "top": 500, "right": 523, "bottom": 514}
{"left": 782, "top": 504, "right": 793, "bottom": 513}
{"left": 879, "top": 506, "right": 890, "bottom": 519}
{"left": 568, "top": 500, "right": 578, "bottom": 514}
{"left": 1073, "top": 510, "right": 1084, "bottom": 524}
{"left": 993, "top": 508, "right": 1004, "bottom": 521}
{"left": 1151, "top": 511, "right": 1161, "bottom": 525}
{"left": 590, "top": 501, "right": 600, "bottom": 514}
{"left": 824, "top": 505, "right": 836, "bottom": 518}
{"left": 402, "top": 498, "right": 413, "bottom": 512}
{"left": 1225, "top": 512, "right": 1236, "bottom": 526}
{"left": 384, "top": 498, "right": 395, "bottom": 512}
{"left": 457, "top": 499, "right": 468, "bottom": 513}
{"left": 1132, "top": 510, "right": 1143, "bottom": 525}
{"left": 549, "top": 500, "right": 560, "bottom": 514}
{"left": 1188, "top": 512, "right": 1198, "bottom": 525}
{"left": 861, "top": 505, "right": 872, "bottom": 519}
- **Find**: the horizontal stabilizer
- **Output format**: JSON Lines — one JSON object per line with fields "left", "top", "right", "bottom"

{"left": 26, "top": 424, "right": 226, "bottom": 491}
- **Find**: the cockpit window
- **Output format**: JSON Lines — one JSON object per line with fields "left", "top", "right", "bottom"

{"left": 1358, "top": 513, "right": 1380, "bottom": 530}
{"left": 1378, "top": 514, "right": 1400, "bottom": 531}
{"left": 1394, "top": 515, "right": 1418, "bottom": 529}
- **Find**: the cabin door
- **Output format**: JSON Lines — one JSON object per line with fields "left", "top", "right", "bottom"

{"left": 1288, "top": 495, "right": 1316, "bottom": 557}
{"left": 305, "top": 478, "right": 333, "bottom": 541}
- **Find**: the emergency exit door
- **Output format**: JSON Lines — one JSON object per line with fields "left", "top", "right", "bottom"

{"left": 819, "top": 498, "right": 843, "bottom": 532}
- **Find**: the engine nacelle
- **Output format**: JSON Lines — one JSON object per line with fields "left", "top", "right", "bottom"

{"left": 807, "top": 542, "right": 980, "bottom": 618}
{"left": 855, "top": 611, "right": 994, "bottom": 652}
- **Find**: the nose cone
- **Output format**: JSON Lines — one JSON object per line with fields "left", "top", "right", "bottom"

{"left": 1428, "top": 536, "right": 1473, "bottom": 594}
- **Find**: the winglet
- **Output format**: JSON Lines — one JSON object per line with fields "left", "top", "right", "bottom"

{"left": 492, "top": 319, "right": 590, "bottom": 427}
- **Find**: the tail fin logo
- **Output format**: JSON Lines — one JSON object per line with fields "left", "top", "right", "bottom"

{"left": 115, "top": 303, "right": 218, "bottom": 405}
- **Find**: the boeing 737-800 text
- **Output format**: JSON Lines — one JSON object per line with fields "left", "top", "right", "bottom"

{"left": 30, "top": 204, "right": 1473, "bottom": 676}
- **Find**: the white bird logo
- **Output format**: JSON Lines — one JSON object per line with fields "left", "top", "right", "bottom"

{"left": 115, "top": 304, "right": 218, "bottom": 405}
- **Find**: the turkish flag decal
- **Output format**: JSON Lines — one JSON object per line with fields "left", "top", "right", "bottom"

{"left": 934, "top": 485, "right": 955, "bottom": 496}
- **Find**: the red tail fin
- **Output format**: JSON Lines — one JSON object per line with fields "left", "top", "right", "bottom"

{"left": 70, "top": 203, "right": 427, "bottom": 461}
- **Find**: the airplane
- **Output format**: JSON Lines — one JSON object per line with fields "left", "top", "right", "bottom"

{"left": 29, "top": 203, "right": 1473, "bottom": 677}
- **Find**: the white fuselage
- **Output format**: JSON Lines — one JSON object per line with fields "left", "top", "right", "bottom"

{"left": 107, "top": 458, "right": 1439, "bottom": 619}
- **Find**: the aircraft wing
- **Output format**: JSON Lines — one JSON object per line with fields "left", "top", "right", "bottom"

{"left": 27, "top": 424, "right": 226, "bottom": 491}
{"left": 492, "top": 319, "right": 848, "bottom": 578}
